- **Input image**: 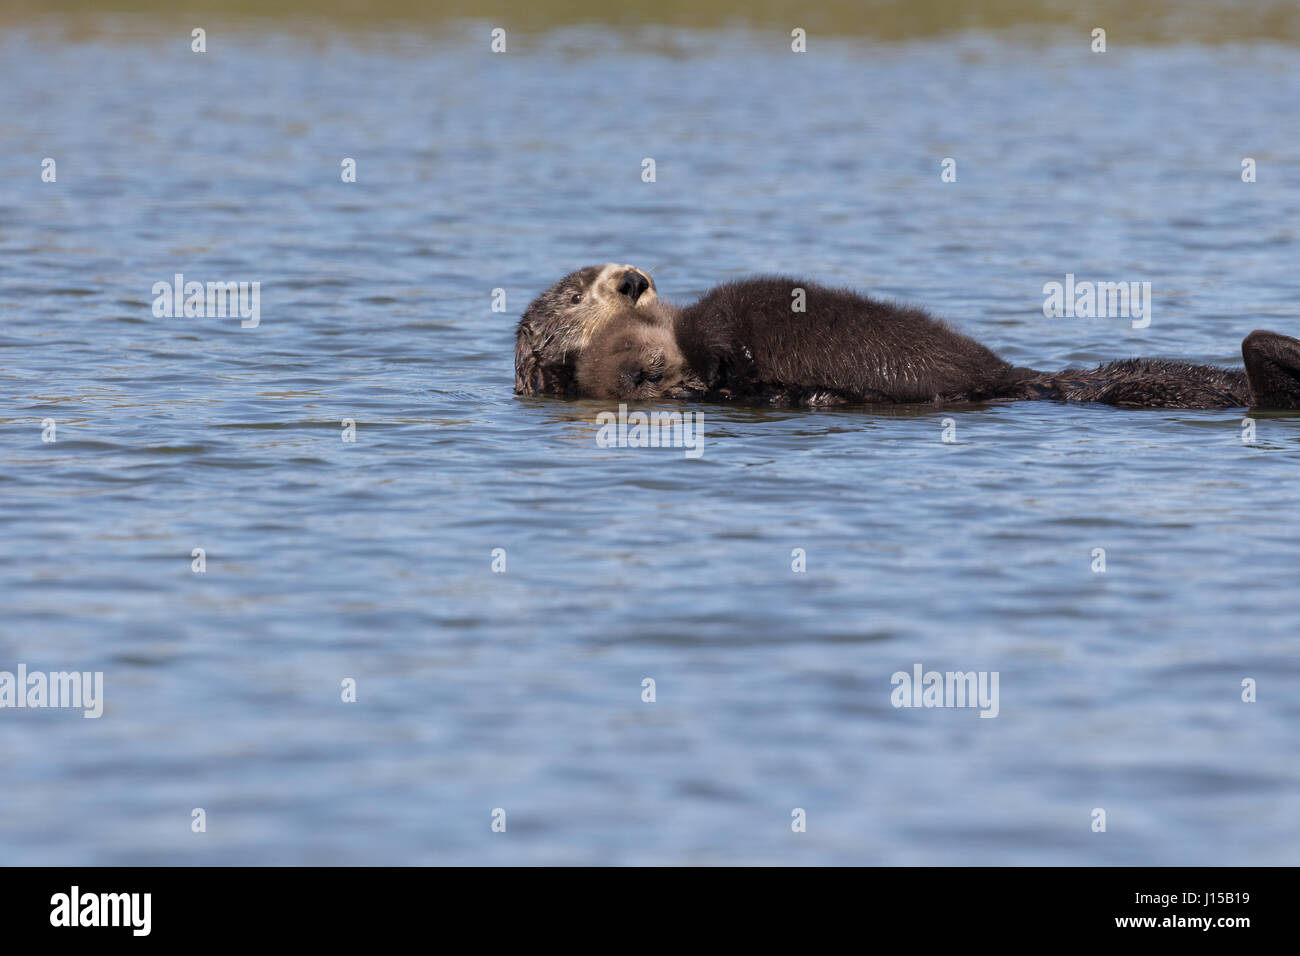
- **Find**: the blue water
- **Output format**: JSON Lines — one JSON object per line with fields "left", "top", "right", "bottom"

{"left": 1, "top": 18, "right": 1298, "bottom": 864}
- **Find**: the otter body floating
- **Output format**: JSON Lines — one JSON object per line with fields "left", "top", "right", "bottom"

{"left": 515, "top": 266, "right": 1300, "bottom": 410}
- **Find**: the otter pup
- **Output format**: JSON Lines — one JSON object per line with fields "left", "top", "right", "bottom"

{"left": 672, "top": 277, "right": 1037, "bottom": 406}
{"left": 574, "top": 311, "right": 704, "bottom": 400}
{"left": 515, "top": 267, "right": 1300, "bottom": 409}
{"left": 670, "top": 277, "right": 1287, "bottom": 408}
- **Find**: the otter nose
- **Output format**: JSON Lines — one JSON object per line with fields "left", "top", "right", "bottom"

{"left": 616, "top": 270, "right": 650, "bottom": 303}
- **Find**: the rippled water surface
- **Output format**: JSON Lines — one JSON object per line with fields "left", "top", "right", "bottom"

{"left": 2, "top": 15, "right": 1299, "bottom": 865}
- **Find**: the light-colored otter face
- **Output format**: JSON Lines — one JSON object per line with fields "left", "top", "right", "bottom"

{"left": 536, "top": 262, "right": 659, "bottom": 346}
{"left": 575, "top": 314, "right": 704, "bottom": 401}
{"left": 515, "top": 263, "right": 664, "bottom": 395}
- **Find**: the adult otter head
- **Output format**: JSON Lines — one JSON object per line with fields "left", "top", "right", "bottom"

{"left": 514, "top": 263, "right": 663, "bottom": 395}
{"left": 575, "top": 314, "right": 704, "bottom": 401}
{"left": 1243, "top": 330, "right": 1300, "bottom": 409}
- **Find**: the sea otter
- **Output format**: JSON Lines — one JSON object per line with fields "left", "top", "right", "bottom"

{"left": 514, "top": 266, "right": 1300, "bottom": 409}
{"left": 514, "top": 263, "right": 669, "bottom": 396}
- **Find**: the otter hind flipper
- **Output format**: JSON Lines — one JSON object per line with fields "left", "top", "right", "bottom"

{"left": 1242, "top": 330, "right": 1300, "bottom": 409}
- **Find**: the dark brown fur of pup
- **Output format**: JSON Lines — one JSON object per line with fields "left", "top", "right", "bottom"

{"left": 575, "top": 314, "right": 703, "bottom": 401}
{"left": 673, "top": 277, "right": 1035, "bottom": 405}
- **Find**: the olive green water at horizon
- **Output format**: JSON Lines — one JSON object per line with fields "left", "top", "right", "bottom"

{"left": 1, "top": 11, "right": 1298, "bottom": 864}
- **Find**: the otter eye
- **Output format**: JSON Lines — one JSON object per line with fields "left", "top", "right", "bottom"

{"left": 570, "top": 294, "right": 582, "bottom": 304}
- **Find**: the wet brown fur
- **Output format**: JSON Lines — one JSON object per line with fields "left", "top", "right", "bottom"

{"left": 516, "top": 269, "right": 1300, "bottom": 410}
{"left": 574, "top": 312, "right": 704, "bottom": 401}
